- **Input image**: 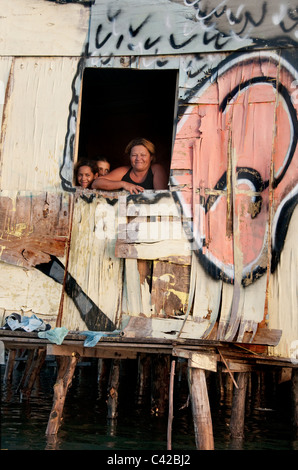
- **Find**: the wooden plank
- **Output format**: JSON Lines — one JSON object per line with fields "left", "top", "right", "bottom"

{"left": 62, "top": 196, "right": 122, "bottom": 331}
{"left": 151, "top": 260, "right": 190, "bottom": 317}
{"left": 0, "top": 57, "right": 80, "bottom": 191}
{"left": 47, "top": 343, "right": 137, "bottom": 360}
{"left": 89, "top": 0, "right": 296, "bottom": 58}
{"left": 115, "top": 239, "right": 192, "bottom": 260}
{"left": 172, "top": 347, "right": 217, "bottom": 372}
{"left": 0, "top": 266, "right": 63, "bottom": 320}
{"left": 115, "top": 191, "right": 192, "bottom": 259}
{"left": 122, "top": 258, "right": 150, "bottom": 317}
{"left": 188, "top": 255, "right": 222, "bottom": 339}
{"left": 268, "top": 205, "right": 298, "bottom": 359}
{"left": 0, "top": 191, "right": 70, "bottom": 268}
{"left": 0, "top": 56, "right": 13, "bottom": 135}
{"left": 0, "top": 0, "right": 90, "bottom": 56}
{"left": 221, "top": 360, "right": 254, "bottom": 373}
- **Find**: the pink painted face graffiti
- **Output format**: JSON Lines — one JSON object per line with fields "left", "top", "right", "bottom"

{"left": 172, "top": 52, "right": 298, "bottom": 286}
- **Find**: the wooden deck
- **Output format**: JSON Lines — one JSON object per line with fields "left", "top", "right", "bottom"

{"left": 0, "top": 328, "right": 293, "bottom": 368}
{"left": 1, "top": 329, "right": 297, "bottom": 449}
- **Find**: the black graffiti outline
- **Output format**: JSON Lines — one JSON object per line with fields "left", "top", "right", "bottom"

{"left": 36, "top": 249, "right": 116, "bottom": 332}
{"left": 205, "top": 167, "right": 264, "bottom": 218}
{"left": 219, "top": 76, "right": 298, "bottom": 190}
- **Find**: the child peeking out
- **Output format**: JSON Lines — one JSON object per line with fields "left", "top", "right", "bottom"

{"left": 74, "top": 159, "right": 99, "bottom": 188}
{"left": 94, "top": 156, "right": 110, "bottom": 176}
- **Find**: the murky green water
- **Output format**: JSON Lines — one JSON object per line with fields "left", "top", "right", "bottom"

{"left": 1, "top": 358, "right": 297, "bottom": 451}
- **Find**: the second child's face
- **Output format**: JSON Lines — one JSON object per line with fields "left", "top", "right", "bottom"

{"left": 77, "top": 166, "right": 98, "bottom": 188}
{"left": 97, "top": 161, "right": 110, "bottom": 176}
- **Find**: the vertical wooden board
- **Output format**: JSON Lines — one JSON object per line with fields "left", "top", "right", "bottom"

{"left": 137, "top": 259, "right": 153, "bottom": 316}
{"left": 0, "top": 57, "right": 80, "bottom": 191}
{"left": 0, "top": 56, "right": 13, "bottom": 138}
{"left": 236, "top": 275, "right": 267, "bottom": 342}
{"left": 123, "top": 258, "right": 142, "bottom": 316}
{"left": 217, "top": 282, "right": 234, "bottom": 340}
{"left": 62, "top": 196, "right": 123, "bottom": 331}
{"left": 151, "top": 259, "right": 190, "bottom": 317}
{"left": 268, "top": 206, "right": 298, "bottom": 359}
{"left": 0, "top": 308, "right": 5, "bottom": 327}
{"left": 122, "top": 258, "right": 151, "bottom": 317}
{"left": 0, "top": 0, "right": 90, "bottom": 57}
{"left": 191, "top": 257, "right": 222, "bottom": 339}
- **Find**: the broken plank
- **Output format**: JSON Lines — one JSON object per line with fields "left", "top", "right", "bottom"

{"left": 0, "top": 191, "right": 71, "bottom": 268}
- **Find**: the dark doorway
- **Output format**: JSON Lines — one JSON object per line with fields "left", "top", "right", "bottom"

{"left": 77, "top": 67, "right": 178, "bottom": 178}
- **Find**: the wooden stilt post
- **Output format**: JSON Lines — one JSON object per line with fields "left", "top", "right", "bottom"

{"left": 20, "top": 348, "right": 46, "bottom": 399}
{"left": 107, "top": 359, "right": 120, "bottom": 419}
{"left": 136, "top": 353, "right": 151, "bottom": 405}
{"left": 97, "top": 358, "right": 111, "bottom": 399}
{"left": 16, "top": 349, "right": 35, "bottom": 393}
{"left": 3, "top": 349, "right": 17, "bottom": 383}
{"left": 187, "top": 367, "right": 214, "bottom": 450}
{"left": 292, "top": 368, "right": 298, "bottom": 429}
{"left": 46, "top": 353, "right": 79, "bottom": 435}
{"left": 167, "top": 359, "right": 176, "bottom": 450}
{"left": 230, "top": 372, "right": 248, "bottom": 440}
{"left": 151, "top": 354, "right": 170, "bottom": 415}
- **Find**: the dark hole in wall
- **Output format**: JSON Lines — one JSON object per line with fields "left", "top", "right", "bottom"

{"left": 77, "top": 67, "right": 178, "bottom": 178}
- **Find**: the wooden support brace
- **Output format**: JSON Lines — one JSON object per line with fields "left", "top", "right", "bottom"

{"left": 17, "top": 349, "right": 35, "bottom": 393}
{"left": 20, "top": 348, "right": 46, "bottom": 399}
{"left": 173, "top": 347, "right": 217, "bottom": 372}
{"left": 187, "top": 367, "right": 214, "bottom": 450}
{"left": 46, "top": 354, "right": 79, "bottom": 435}
{"left": 3, "top": 349, "right": 17, "bottom": 383}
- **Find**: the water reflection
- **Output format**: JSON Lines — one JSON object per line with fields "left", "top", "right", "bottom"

{"left": 0, "top": 359, "right": 296, "bottom": 450}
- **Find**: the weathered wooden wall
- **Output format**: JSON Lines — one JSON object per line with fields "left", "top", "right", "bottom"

{"left": 0, "top": 0, "right": 297, "bottom": 361}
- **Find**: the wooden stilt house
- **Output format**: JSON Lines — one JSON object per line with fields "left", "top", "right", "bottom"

{"left": 0, "top": 0, "right": 298, "bottom": 449}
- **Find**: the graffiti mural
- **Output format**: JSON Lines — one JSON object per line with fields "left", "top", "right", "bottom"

{"left": 172, "top": 51, "right": 298, "bottom": 285}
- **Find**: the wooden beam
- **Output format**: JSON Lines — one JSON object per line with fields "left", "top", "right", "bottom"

{"left": 187, "top": 367, "right": 214, "bottom": 450}
{"left": 46, "top": 344, "right": 137, "bottom": 360}
{"left": 230, "top": 372, "right": 249, "bottom": 440}
{"left": 173, "top": 347, "right": 217, "bottom": 372}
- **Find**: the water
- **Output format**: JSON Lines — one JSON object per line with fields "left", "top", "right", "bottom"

{"left": 1, "top": 358, "right": 297, "bottom": 451}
